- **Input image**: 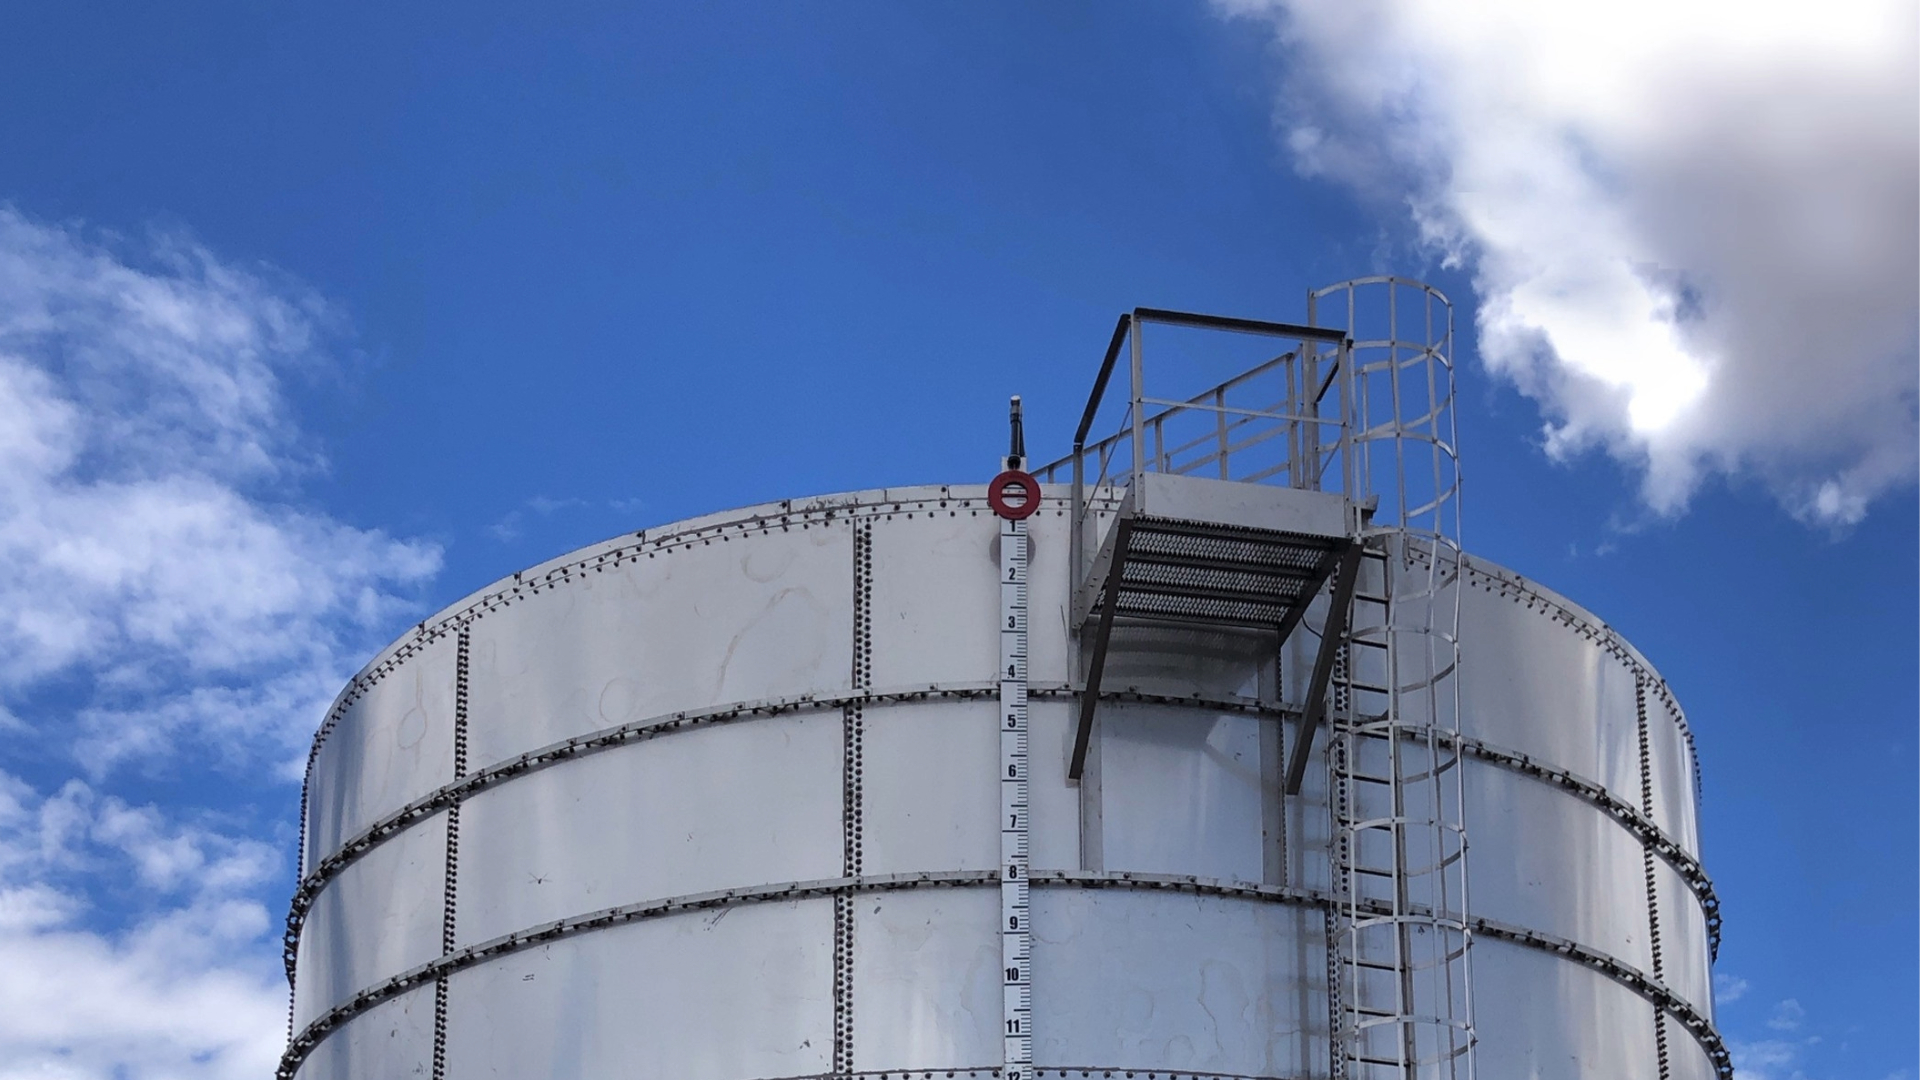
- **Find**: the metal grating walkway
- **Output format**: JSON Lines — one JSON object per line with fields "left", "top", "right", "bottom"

{"left": 1099, "top": 518, "right": 1347, "bottom": 629}
{"left": 1067, "top": 505, "right": 1353, "bottom": 782}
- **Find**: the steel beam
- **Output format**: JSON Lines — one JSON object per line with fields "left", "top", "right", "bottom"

{"left": 1069, "top": 517, "right": 1133, "bottom": 781}
{"left": 1284, "top": 543, "right": 1364, "bottom": 796}
{"left": 1132, "top": 307, "right": 1349, "bottom": 343}
{"left": 1268, "top": 546, "right": 1346, "bottom": 655}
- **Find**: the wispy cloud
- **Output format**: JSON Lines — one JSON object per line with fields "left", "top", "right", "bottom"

{"left": 483, "top": 491, "right": 625, "bottom": 541}
{"left": 1215, "top": 0, "right": 1918, "bottom": 524}
{"left": 488, "top": 494, "right": 592, "bottom": 543}
{"left": 1722, "top": 996, "right": 1857, "bottom": 1080}
{"left": 0, "top": 206, "right": 440, "bottom": 773}
{"left": 1768, "top": 997, "right": 1807, "bottom": 1032}
{"left": 1714, "top": 970, "right": 1750, "bottom": 1004}
{"left": 1729, "top": 1036, "right": 1805, "bottom": 1080}
{"left": 0, "top": 206, "right": 443, "bottom": 1076}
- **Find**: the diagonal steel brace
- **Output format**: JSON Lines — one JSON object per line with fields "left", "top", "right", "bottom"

{"left": 1068, "top": 518, "right": 1133, "bottom": 782}
{"left": 1284, "top": 543, "right": 1363, "bottom": 796}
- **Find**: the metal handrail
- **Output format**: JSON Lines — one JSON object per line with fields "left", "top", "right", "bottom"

{"left": 1048, "top": 307, "right": 1357, "bottom": 601}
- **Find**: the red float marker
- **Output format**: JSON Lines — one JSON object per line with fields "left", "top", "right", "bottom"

{"left": 988, "top": 469, "right": 1040, "bottom": 520}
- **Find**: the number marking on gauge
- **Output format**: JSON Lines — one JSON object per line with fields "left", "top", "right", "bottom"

{"left": 999, "top": 513, "right": 1032, "bottom": 1079}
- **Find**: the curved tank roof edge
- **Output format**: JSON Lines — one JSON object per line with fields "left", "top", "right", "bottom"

{"left": 307, "top": 483, "right": 1004, "bottom": 742}
{"left": 308, "top": 481, "right": 1686, "bottom": 757}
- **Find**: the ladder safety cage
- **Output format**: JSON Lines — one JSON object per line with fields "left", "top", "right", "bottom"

{"left": 1312, "top": 277, "right": 1475, "bottom": 1080}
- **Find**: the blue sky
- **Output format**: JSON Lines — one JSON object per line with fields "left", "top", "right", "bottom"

{"left": 0, "top": 3, "right": 1911, "bottom": 1078}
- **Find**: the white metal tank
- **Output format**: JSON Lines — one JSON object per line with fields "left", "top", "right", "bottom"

{"left": 281, "top": 281, "right": 1724, "bottom": 1080}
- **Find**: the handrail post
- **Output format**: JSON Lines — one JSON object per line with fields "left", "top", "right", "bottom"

{"left": 1070, "top": 313, "right": 1134, "bottom": 619}
{"left": 1071, "top": 438, "right": 1084, "bottom": 614}
{"left": 1215, "top": 387, "right": 1229, "bottom": 480}
{"left": 1339, "top": 335, "right": 1356, "bottom": 504}
{"left": 1129, "top": 311, "right": 1146, "bottom": 483}
{"left": 1304, "top": 289, "right": 1322, "bottom": 491}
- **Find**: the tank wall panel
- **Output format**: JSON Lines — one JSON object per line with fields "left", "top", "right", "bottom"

{"left": 1026, "top": 698, "right": 1085, "bottom": 871}
{"left": 869, "top": 511, "right": 998, "bottom": 688}
{"left": 853, "top": 886, "right": 1000, "bottom": 1070}
{"left": 292, "top": 983, "right": 433, "bottom": 1080}
{"left": 464, "top": 522, "right": 852, "bottom": 772}
{"left": 1102, "top": 623, "right": 1267, "bottom": 701}
{"left": 305, "top": 634, "right": 457, "bottom": 869}
{"left": 1031, "top": 889, "right": 1328, "bottom": 1077}
{"left": 1670, "top": 1019, "right": 1722, "bottom": 1080}
{"left": 1281, "top": 722, "right": 1335, "bottom": 894}
{"left": 1463, "top": 759, "right": 1654, "bottom": 972}
{"left": 1470, "top": 935, "right": 1659, "bottom": 1079}
{"left": 441, "top": 899, "right": 834, "bottom": 1080}
{"left": 858, "top": 503, "right": 1076, "bottom": 688}
{"left": 862, "top": 700, "right": 998, "bottom": 877}
{"left": 1644, "top": 687, "right": 1702, "bottom": 851}
{"left": 1655, "top": 856, "right": 1715, "bottom": 1018}
{"left": 453, "top": 712, "right": 842, "bottom": 947}
{"left": 1457, "top": 578, "right": 1641, "bottom": 804}
{"left": 1023, "top": 504, "right": 1076, "bottom": 684}
{"left": 1097, "top": 704, "right": 1263, "bottom": 882}
{"left": 294, "top": 813, "right": 446, "bottom": 1028}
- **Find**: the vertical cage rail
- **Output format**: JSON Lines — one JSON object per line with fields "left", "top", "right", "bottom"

{"left": 1313, "top": 278, "right": 1475, "bottom": 1080}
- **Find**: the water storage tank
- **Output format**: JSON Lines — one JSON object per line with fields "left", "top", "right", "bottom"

{"left": 281, "top": 280, "right": 1725, "bottom": 1080}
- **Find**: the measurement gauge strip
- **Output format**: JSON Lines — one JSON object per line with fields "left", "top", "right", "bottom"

{"left": 998, "top": 513, "right": 1033, "bottom": 1080}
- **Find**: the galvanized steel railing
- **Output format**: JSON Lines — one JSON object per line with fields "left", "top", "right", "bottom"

{"left": 1034, "top": 307, "right": 1356, "bottom": 601}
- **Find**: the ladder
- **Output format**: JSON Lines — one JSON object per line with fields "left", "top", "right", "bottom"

{"left": 1328, "top": 539, "right": 1474, "bottom": 1080}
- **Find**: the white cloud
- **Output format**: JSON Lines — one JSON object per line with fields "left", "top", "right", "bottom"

{"left": 0, "top": 206, "right": 440, "bottom": 771}
{"left": 0, "top": 206, "right": 447, "bottom": 1077}
{"left": 1216, "top": 0, "right": 1919, "bottom": 524}
{"left": 0, "top": 771, "right": 284, "bottom": 1080}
